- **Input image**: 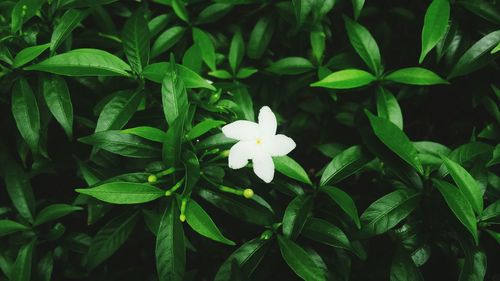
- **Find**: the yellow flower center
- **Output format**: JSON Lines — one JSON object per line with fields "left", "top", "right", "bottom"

{"left": 256, "top": 138, "right": 262, "bottom": 145}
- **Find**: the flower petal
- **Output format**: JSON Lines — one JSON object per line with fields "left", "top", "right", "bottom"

{"left": 222, "top": 120, "right": 260, "bottom": 141}
{"left": 264, "top": 134, "right": 296, "bottom": 156}
{"left": 258, "top": 106, "right": 277, "bottom": 137}
{"left": 228, "top": 141, "right": 257, "bottom": 169}
{"left": 252, "top": 151, "right": 275, "bottom": 183}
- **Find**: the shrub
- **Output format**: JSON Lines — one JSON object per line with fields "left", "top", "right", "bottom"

{"left": 0, "top": 0, "right": 499, "bottom": 280}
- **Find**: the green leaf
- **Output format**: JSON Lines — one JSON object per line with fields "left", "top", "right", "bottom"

{"left": 229, "top": 30, "right": 245, "bottom": 73}
{"left": 310, "top": 30, "right": 326, "bottom": 64}
{"left": 76, "top": 182, "right": 164, "bottom": 204}
{"left": 442, "top": 156, "right": 484, "bottom": 214}
{"left": 376, "top": 87, "right": 403, "bottom": 129}
{"left": 266, "top": 57, "right": 314, "bottom": 75}
{"left": 433, "top": 179, "right": 478, "bottom": 244}
{"left": 352, "top": 0, "right": 365, "bottom": 19}
{"left": 11, "top": 0, "right": 44, "bottom": 33}
{"left": 277, "top": 235, "right": 328, "bottom": 281}
{"left": 209, "top": 69, "right": 232, "bottom": 79}
{"left": 449, "top": 30, "right": 500, "bottom": 79}
{"left": 42, "top": 75, "right": 74, "bottom": 139}
{"left": 2, "top": 157, "right": 35, "bottom": 223}
{"left": 186, "top": 119, "right": 225, "bottom": 141}
{"left": 185, "top": 199, "right": 235, "bottom": 245}
{"left": 87, "top": 211, "right": 139, "bottom": 270}
{"left": 365, "top": 110, "right": 424, "bottom": 174}
{"left": 233, "top": 86, "right": 255, "bottom": 121}
{"left": 122, "top": 9, "right": 150, "bottom": 74}
{"left": 142, "top": 62, "right": 216, "bottom": 90}
{"left": 11, "top": 240, "right": 35, "bottom": 281}
{"left": 162, "top": 61, "right": 188, "bottom": 126}
{"left": 360, "top": 189, "right": 421, "bottom": 236}
{"left": 151, "top": 26, "right": 186, "bottom": 58}
{"left": 181, "top": 151, "right": 200, "bottom": 197}
{"left": 320, "top": 186, "right": 361, "bottom": 229}
{"left": 384, "top": 67, "right": 448, "bottom": 85}
{"left": 390, "top": 248, "right": 424, "bottom": 281}
{"left": 0, "top": 220, "right": 29, "bottom": 237}
{"left": 163, "top": 111, "right": 186, "bottom": 167}
{"left": 25, "top": 49, "right": 132, "bottom": 77}
{"left": 302, "top": 217, "right": 351, "bottom": 250}
{"left": 310, "top": 69, "right": 376, "bottom": 89}
{"left": 273, "top": 156, "right": 312, "bottom": 185}
{"left": 12, "top": 43, "right": 50, "bottom": 68}
{"left": 172, "top": 0, "right": 190, "bottom": 22}
{"left": 459, "top": 248, "right": 487, "bottom": 281}
{"left": 457, "top": 0, "right": 500, "bottom": 25}
{"left": 37, "top": 251, "right": 53, "bottom": 281}
{"left": 11, "top": 78, "right": 40, "bottom": 153}
{"left": 214, "top": 238, "right": 270, "bottom": 281}
{"left": 292, "top": 0, "right": 313, "bottom": 27}
{"left": 34, "top": 204, "right": 82, "bottom": 226}
{"left": 78, "top": 130, "right": 161, "bottom": 158}
{"left": 343, "top": 16, "right": 382, "bottom": 75}
{"left": 192, "top": 28, "right": 216, "bottom": 71}
{"left": 195, "top": 3, "right": 233, "bottom": 25}
{"left": 282, "top": 194, "right": 313, "bottom": 240}
{"left": 121, "top": 126, "right": 167, "bottom": 143}
{"left": 156, "top": 200, "right": 185, "bottom": 281}
{"left": 50, "top": 9, "right": 88, "bottom": 52}
{"left": 198, "top": 189, "right": 276, "bottom": 226}
{"left": 419, "top": 0, "right": 450, "bottom": 63}
{"left": 95, "top": 90, "right": 143, "bottom": 133}
{"left": 320, "top": 145, "right": 370, "bottom": 186}
{"left": 247, "top": 16, "right": 275, "bottom": 59}
{"left": 480, "top": 200, "right": 500, "bottom": 223}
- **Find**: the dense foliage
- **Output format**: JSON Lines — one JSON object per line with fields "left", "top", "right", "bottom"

{"left": 0, "top": 0, "right": 499, "bottom": 280}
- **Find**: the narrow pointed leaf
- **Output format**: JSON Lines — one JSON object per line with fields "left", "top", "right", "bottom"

{"left": 76, "top": 182, "right": 164, "bottom": 204}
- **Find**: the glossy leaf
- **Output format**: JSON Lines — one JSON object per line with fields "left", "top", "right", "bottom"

{"left": 121, "top": 126, "right": 167, "bottom": 143}
{"left": 198, "top": 189, "right": 276, "bottom": 226}
{"left": 11, "top": 78, "right": 40, "bottom": 152}
{"left": 266, "top": 57, "right": 314, "bottom": 75}
{"left": 162, "top": 61, "right": 188, "bottom": 126}
{"left": 142, "top": 62, "right": 216, "bottom": 90}
{"left": 214, "top": 238, "right": 269, "bottom": 281}
{"left": 186, "top": 119, "right": 225, "bottom": 141}
{"left": 344, "top": 16, "right": 382, "bottom": 75}
{"left": 302, "top": 217, "right": 351, "bottom": 250}
{"left": 151, "top": 26, "right": 186, "bottom": 58}
{"left": 442, "top": 156, "right": 483, "bottom": 214}
{"left": 365, "top": 110, "right": 424, "bottom": 174}
{"left": 10, "top": 240, "right": 35, "bottom": 281}
{"left": 320, "top": 186, "right": 361, "bottom": 229}
{"left": 390, "top": 248, "right": 424, "bottom": 281}
{"left": 247, "top": 16, "right": 275, "bottom": 59}
{"left": 273, "top": 156, "right": 312, "bottom": 185}
{"left": 122, "top": 9, "right": 150, "bottom": 74}
{"left": 0, "top": 220, "right": 29, "bottom": 237}
{"left": 25, "top": 49, "right": 132, "bottom": 77}
{"left": 87, "top": 212, "right": 139, "bottom": 270}
{"left": 156, "top": 200, "right": 185, "bottom": 281}
{"left": 277, "top": 235, "right": 328, "bottom": 281}
{"left": 320, "top": 145, "right": 370, "bottom": 186}
{"left": 282, "top": 194, "right": 313, "bottom": 240}
{"left": 42, "top": 75, "right": 74, "bottom": 139}
{"left": 376, "top": 87, "right": 403, "bottom": 129}
{"left": 229, "top": 30, "right": 244, "bottom": 73}
{"left": 360, "top": 189, "right": 421, "bottom": 236}
{"left": 185, "top": 199, "right": 235, "bottom": 245}
{"left": 95, "top": 90, "right": 143, "bottom": 133}
{"left": 420, "top": 0, "right": 450, "bottom": 63}
{"left": 50, "top": 9, "right": 88, "bottom": 52}
{"left": 76, "top": 182, "right": 164, "bottom": 204}
{"left": 434, "top": 179, "right": 478, "bottom": 244}
{"left": 34, "top": 204, "right": 82, "bottom": 226}
{"left": 449, "top": 30, "right": 500, "bottom": 79}
{"left": 192, "top": 28, "right": 216, "bottom": 71}
{"left": 78, "top": 131, "right": 161, "bottom": 158}
{"left": 11, "top": 0, "right": 44, "bottom": 33}
{"left": 12, "top": 43, "right": 50, "bottom": 68}
{"left": 311, "top": 69, "right": 376, "bottom": 89}
{"left": 384, "top": 67, "right": 448, "bottom": 85}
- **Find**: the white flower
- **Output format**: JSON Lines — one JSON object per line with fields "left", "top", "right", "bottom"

{"left": 222, "top": 106, "right": 296, "bottom": 183}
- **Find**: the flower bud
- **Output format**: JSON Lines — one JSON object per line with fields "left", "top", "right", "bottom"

{"left": 147, "top": 174, "right": 157, "bottom": 183}
{"left": 179, "top": 214, "right": 186, "bottom": 222}
{"left": 243, "top": 188, "right": 254, "bottom": 199}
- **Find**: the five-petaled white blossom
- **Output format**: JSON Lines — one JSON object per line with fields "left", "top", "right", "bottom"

{"left": 222, "top": 106, "right": 296, "bottom": 183}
